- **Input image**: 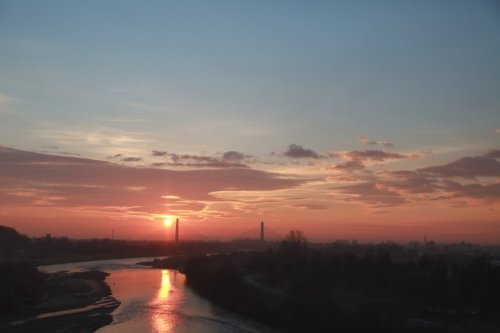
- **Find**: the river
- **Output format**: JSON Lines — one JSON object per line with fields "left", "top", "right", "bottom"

{"left": 40, "top": 257, "right": 278, "bottom": 333}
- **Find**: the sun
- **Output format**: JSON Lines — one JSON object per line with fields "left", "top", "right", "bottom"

{"left": 164, "top": 215, "right": 173, "bottom": 227}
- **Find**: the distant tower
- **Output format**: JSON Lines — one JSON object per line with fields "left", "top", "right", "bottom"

{"left": 175, "top": 218, "right": 179, "bottom": 243}
{"left": 260, "top": 221, "right": 264, "bottom": 241}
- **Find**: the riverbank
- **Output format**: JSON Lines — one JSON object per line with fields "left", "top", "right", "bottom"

{"left": 179, "top": 251, "right": 500, "bottom": 333}
{"left": 1, "top": 270, "right": 119, "bottom": 333}
{"left": 137, "top": 255, "right": 191, "bottom": 272}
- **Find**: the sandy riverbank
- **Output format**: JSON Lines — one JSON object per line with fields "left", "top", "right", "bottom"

{"left": 1, "top": 270, "right": 120, "bottom": 333}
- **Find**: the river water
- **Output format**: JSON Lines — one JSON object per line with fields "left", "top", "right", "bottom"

{"left": 40, "top": 257, "right": 277, "bottom": 333}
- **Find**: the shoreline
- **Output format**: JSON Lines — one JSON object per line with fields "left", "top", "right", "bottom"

{"left": 34, "top": 253, "right": 170, "bottom": 267}
{"left": 1, "top": 270, "right": 120, "bottom": 333}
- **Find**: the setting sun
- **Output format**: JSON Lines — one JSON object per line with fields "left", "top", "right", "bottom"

{"left": 164, "top": 215, "right": 173, "bottom": 227}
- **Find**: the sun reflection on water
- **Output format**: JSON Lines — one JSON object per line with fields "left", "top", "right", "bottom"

{"left": 158, "top": 270, "right": 171, "bottom": 300}
{"left": 151, "top": 269, "right": 176, "bottom": 332}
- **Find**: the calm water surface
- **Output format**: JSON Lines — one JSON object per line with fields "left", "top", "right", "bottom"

{"left": 41, "top": 257, "right": 277, "bottom": 333}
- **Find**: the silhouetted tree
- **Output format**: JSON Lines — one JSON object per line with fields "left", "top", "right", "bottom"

{"left": 0, "top": 226, "right": 31, "bottom": 252}
{"left": 280, "top": 230, "right": 308, "bottom": 255}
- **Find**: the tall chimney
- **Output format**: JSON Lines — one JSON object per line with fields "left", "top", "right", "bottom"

{"left": 260, "top": 221, "right": 264, "bottom": 241}
{"left": 175, "top": 218, "right": 179, "bottom": 243}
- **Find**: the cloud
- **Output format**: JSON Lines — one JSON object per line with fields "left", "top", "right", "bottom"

{"left": 330, "top": 149, "right": 500, "bottom": 208}
{"left": 122, "top": 157, "right": 142, "bottom": 162}
{"left": 496, "top": 129, "right": 500, "bottom": 135}
{"left": 357, "top": 136, "right": 395, "bottom": 148}
{"left": 335, "top": 182, "right": 406, "bottom": 207}
{"left": 340, "top": 150, "right": 413, "bottom": 161}
{"left": 222, "top": 151, "right": 248, "bottom": 162}
{"left": 284, "top": 144, "right": 321, "bottom": 159}
{"left": 166, "top": 152, "right": 249, "bottom": 168}
{"left": 152, "top": 150, "right": 167, "bottom": 156}
{"left": 38, "top": 126, "right": 150, "bottom": 149}
{"left": 165, "top": 161, "right": 248, "bottom": 168}
{"left": 0, "top": 147, "right": 303, "bottom": 216}
{"left": 107, "top": 154, "right": 122, "bottom": 159}
{"left": 381, "top": 170, "right": 438, "bottom": 194}
{"left": 290, "top": 203, "right": 329, "bottom": 210}
{"left": 418, "top": 150, "right": 500, "bottom": 178}
{"left": 332, "top": 160, "right": 366, "bottom": 172}
{"left": 483, "top": 149, "right": 500, "bottom": 159}
{"left": 441, "top": 181, "right": 500, "bottom": 202}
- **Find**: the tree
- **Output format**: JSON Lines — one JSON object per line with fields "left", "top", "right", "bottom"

{"left": 281, "top": 230, "right": 308, "bottom": 254}
{"left": 0, "top": 225, "right": 31, "bottom": 252}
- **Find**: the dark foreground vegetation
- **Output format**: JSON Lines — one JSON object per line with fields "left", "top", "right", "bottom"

{"left": 184, "top": 231, "right": 500, "bottom": 333}
{"left": 0, "top": 262, "right": 118, "bottom": 333}
{"left": 2, "top": 225, "right": 500, "bottom": 332}
{"left": 0, "top": 226, "right": 123, "bottom": 332}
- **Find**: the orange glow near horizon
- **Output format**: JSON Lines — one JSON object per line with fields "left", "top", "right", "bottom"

{"left": 0, "top": 146, "right": 499, "bottom": 244}
{"left": 164, "top": 215, "right": 173, "bottom": 227}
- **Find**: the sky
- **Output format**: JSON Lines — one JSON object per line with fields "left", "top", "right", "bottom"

{"left": 0, "top": 1, "right": 499, "bottom": 243}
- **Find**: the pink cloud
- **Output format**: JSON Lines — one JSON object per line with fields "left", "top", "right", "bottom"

{"left": 418, "top": 150, "right": 500, "bottom": 178}
{"left": 334, "top": 182, "right": 406, "bottom": 207}
{"left": 331, "top": 160, "right": 366, "bottom": 172}
{"left": 331, "top": 149, "right": 500, "bottom": 208}
{"left": 0, "top": 147, "right": 304, "bottom": 217}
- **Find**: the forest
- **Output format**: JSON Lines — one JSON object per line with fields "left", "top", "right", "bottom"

{"left": 185, "top": 231, "right": 500, "bottom": 333}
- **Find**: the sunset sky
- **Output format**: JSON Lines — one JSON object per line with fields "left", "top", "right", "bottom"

{"left": 1, "top": 1, "right": 499, "bottom": 242}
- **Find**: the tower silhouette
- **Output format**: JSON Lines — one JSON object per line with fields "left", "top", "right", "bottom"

{"left": 175, "top": 218, "right": 179, "bottom": 243}
{"left": 260, "top": 221, "right": 264, "bottom": 241}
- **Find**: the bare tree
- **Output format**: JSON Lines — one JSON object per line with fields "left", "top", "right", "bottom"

{"left": 281, "top": 230, "right": 308, "bottom": 254}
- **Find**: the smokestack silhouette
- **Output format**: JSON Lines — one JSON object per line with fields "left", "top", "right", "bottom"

{"left": 175, "top": 218, "right": 179, "bottom": 243}
{"left": 260, "top": 221, "right": 264, "bottom": 241}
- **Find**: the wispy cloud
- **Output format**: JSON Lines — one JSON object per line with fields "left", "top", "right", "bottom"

{"left": 331, "top": 160, "right": 366, "bottom": 173}
{"left": 152, "top": 150, "right": 167, "bottom": 157}
{"left": 149, "top": 150, "right": 252, "bottom": 169}
{"left": 0, "top": 94, "right": 17, "bottom": 114}
{"left": 37, "top": 124, "right": 152, "bottom": 158}
{"left": 332, "top": 150, "right": 417, "bottom": 162}
{"left": 0, "top": 147, "right": 303, "bottom": 219}
{"left": 121, "top": 157, "right": 142, "bottom": 162}
{"left": 357, "top": 136, "right": 395, "bottom": 148}
{"left": 418, "top": 149, "right": 500, "bottom": 178}
{"left": 335, "top": 182, "right": 406, "bottom": 207}
{"left": 40, "top": 128, "right": 149, "bottom": 146}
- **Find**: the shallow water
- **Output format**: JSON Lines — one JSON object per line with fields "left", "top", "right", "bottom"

{"left": 41, "top": 257, "right": 277, "bottom": 333}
